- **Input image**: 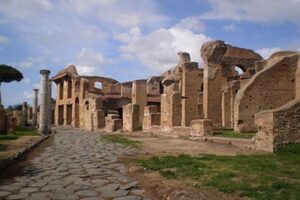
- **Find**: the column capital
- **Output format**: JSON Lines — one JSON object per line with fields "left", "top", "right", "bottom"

{"left": 40, "top": 69, "right": 51, "bottom": 75}
{"left": 33, "top": 88, "right": 39, "bottom": 92}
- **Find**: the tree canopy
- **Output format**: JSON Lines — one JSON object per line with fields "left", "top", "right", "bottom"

{"left": 0, "top": 64, "right": 23, "bottom": 83}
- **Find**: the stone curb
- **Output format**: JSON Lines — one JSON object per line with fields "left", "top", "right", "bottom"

{"left": 0, "top": 133, "right": 53, "bottom": 172}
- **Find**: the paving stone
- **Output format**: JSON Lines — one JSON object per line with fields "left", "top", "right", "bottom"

{"left": 90, "top": 179, "right": 108, "bottom": 186}
{"left": 0, "top": 130, "right": 147, "bottom": 200}
{"left": 75, "top": 190, "right": 98, "bottom": 197}
{"left": 20, "top": 187, "right": 39, "bottom": 193}
{"left": 29, "top": 181, "right": 48, "bottom": 187}
{"left": 41, "top": 184, "right": 62, "bottom": 191}
{"left": 101, "top": 189, "right": 129, "bottom": 198}
{"left": 81, "top": 197, "right": 104, "bottom": 200}
{"left": 120, "top": 181, "right": 139, "bottom": 190}
{"left": 0, "top": 185, "right": 21, "bottom": 192}
{"left": 131, "top": 189, "right": 145, "bottom": 195}
{"left": 95, "top": 183, "right": 120, "bottom": 193}
{"left": 0, "top": 191, "right": 11, "bottom": 198}
{"left": 113, "top": 196, "right": 142, "bottom": 200}
{"left": 6, "top": 193, "right": 29, "bottom": 200}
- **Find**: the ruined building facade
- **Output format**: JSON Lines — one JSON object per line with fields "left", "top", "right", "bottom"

{"left": 51, "top": 40, "right": 300, "bottom": 152}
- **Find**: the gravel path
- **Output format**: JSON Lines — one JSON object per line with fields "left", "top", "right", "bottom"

{"left": 0, "top": 128, "right": 147, "bottom": 200}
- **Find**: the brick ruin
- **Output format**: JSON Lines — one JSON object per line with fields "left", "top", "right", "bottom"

{"left": 48, "top": 40, "right": 300, "bottom": 152}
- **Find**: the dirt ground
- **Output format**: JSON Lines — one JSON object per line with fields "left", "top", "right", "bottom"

{"left": 116, "top": 132, "right": 265, "bottom": 200}
{"left": 0, "top": 136, "right": 41, "bottom": 160}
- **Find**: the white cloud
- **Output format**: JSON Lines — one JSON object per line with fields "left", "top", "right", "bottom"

{"left": 74, "top": 48, "right": 110, "bottom": 75}
{"left": 117, "top": 19, "right": 211, "bottom": 72}
{"left": 173, "top": 17, "right": 205, "bottom": 32}
{"left": 0, "top": 0, "right": 53, "bottom": 19}
{"left": 58, "top": 0, "right": 168, "bottom": 28}
{"left": 22, "top": 78, "right": 30, "bottom": 84}
{"left": 223, "top": 23, "right": 236, "bottom": 31}
{"left": 256, "top": 47, "right": 282, "bottom": 59}
{"left": 22, "top": 91, "right": 33, "bottom": 100}
{"left": 17, "top": 57, "right": 45, "bottom": 68}
{"left": 201, "top": 0, "right": 300, "bottom": 24}
{"left": 0, "top": 35, "right": 9, "bottom": 45}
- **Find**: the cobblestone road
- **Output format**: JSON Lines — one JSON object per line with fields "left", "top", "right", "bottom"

{"left": 0, "top": 129, "right": 147, "bottom": 200}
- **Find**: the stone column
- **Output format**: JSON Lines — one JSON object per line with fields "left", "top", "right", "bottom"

{"left": 47, "top": 80, "right": 52, "bottom": 132}
{"left": 21, "top": 102, "right": 28, "bottom": 127}
{"left": 39, "top": 69, "right": 50, "bottom": 135}
{"left": 32, "top": 89, "right": 39, "bottom": 129}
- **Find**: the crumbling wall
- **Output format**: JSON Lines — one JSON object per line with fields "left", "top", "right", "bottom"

{"left": 181, "top": 62, "right": 202, "bottom": 126}
{"left": 161, "top": 84, "right": 182, "bottom": 131}
{"left": 121, "top": 82, "right": 132, "bottom": 98}
{"left": 109, "top": 83, "right": 121, "bottom": 94}
{"left": 201, "top": 40, "right": 262, "bottom": 127}
{"left": 132, "top": 80, "right": 147, "bottom": 124}
{"left": 147, "top": 76, "right": 163, "bottom": 96}
{"left": 123, "top": 103, "right": 140, "bottom": 131}
{"left": 143, "top": 105, "right": 160, "bottom": 131}
{"left": 234, "top": 53, "right": 299, "bottom": 132}
{"left": 255, "top": 100, "right": 300, "bottom": 152}
{"left": 105, "top": 114, "right": 122, "bottom": 132}
{"left": 222, "top": 81, "right": 240, "bottom": 128}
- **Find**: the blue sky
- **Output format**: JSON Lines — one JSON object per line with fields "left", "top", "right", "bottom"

{"left": 1, "top": 0, "right": 300, "bottom": 107}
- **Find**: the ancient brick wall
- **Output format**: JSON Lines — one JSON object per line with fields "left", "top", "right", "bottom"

{"left": 222, "top": 81, "right": 240, "bottom": 128}
{"left": 161, "top": 84, "right": 181, "bottom": 131}
{"left": 201, "top": 40, "right": 261, "bottom": 127}
{"left": 132, "top": 80, "right": 147, "bottom": 124}
{"left": 255, "top": 100, "right": 300, "bottom": 152}
{"left": 121, "top": 82, "right": 132, "bottom": 98}
{"left": 143, "top": 105, "right": 160, "bottom": 131}
{"left": 181, "top": 62, "right": 202, "bottom": 126}
{"left": 234, "top": 54, "right": 299, "bottom": 132}
{"left": 123, "top": 103, "right": 140, "bottom": 131}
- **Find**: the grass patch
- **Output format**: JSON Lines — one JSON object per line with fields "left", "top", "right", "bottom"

{"left": 102, "top": 135, "right": 142, "bottom": 148}
{"left": 213, "top": 129, "right": 256, "bottom": 139}
{"left": 0, "top": 134, "right": 18, "bottom": 141}
{"left": 0, "top": 127, "right": 39, "bottom": 141}
{"left": 138, "top": 144, "right": 300, "bottom": 200}
{"left": 15, "top": 127, "right": 39, "bottom": 136}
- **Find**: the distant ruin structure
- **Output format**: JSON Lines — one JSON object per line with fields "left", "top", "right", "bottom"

{"left": 49, "top": 40, "right": 300, "bottom": 152}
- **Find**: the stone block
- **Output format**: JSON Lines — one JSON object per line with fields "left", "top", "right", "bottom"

{"left": 123, "top": 103, "right": 140, "bottom": 132}
{"left": 143, "top": 105, "right": 160, "bottom": 131}
{"left": 95, "top": 109, "right": 105, "bottom": 128}
{"left": 105, "top": 114, "right": 122, "bottom": 132}
{"left": 190, "top": 119, "right": 215, "bottom": 140}
{"left": 254, "top": 100, "right": 300, "bottom": 152}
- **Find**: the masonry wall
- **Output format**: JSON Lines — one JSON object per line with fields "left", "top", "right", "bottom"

{"left": 161, "top": 84, "right": 182, "bottom": 131}
{"left": 132, "top": 80, "right": 147, "bottom": 124}
{"left": 181, "top": 62, "right": 202, "bottom": 126}
{"left": 123, "top": 103, "right": 140, "bottom": 131}
{"left": 201, "top": 40, "right": 262, "bottom": 127}
{"left": 234, "top": 54, "right": 299, "bottom": 132}
{"left": 255, "top": 100, "right": 300, "bottom": 152}
{"left": 222, "top": 81, "right": 240, "bottom": 128}
{"left": 121, "top": 82, "right": 132, "bottom": 98}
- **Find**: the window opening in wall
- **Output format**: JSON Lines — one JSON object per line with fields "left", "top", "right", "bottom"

{"left": 95, "top": 82, "right": 103, "bottom": 89}
{"left": 59, "top": 82, "right": 64, "bottom": 100}
{"left": 67, "top": 80, "right": 72, "bottom": 98}
{"left": 75, "top": 80, "right": 80, "bottom": 93}
{"left": 85, "top": 101, "right": 89, "bottom": 110}
{"left": 234, "top": 65, "right": 246, "bottom": 76}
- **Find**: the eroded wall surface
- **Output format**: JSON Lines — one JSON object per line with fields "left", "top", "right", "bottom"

{"left": 255, "top": 100, "right": 300, "bottom": 152}
{"left": 234, "top": 53, "right": 299, "bottom": 132}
